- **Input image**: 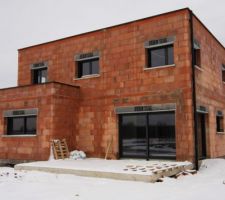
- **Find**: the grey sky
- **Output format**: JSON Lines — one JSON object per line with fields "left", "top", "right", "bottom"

{"left": 0, "top": 0, "right": 225, "bottom": 88}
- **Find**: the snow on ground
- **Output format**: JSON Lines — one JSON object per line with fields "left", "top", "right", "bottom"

{"left": 0, "top": 159, "right": 225, "bottom": 200}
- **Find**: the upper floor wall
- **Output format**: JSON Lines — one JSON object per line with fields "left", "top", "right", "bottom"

{"left": 193, "top": 15, "right": 225, "bottom": 101}
{"left": 17, "top": 9, "right": 192, "bottom": 98}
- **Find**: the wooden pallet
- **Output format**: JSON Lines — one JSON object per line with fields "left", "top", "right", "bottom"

{"left": 51, "top": 139, "right": 69, "bottom": 159}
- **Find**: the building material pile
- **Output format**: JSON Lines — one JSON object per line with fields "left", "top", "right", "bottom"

{"left": 51, "top": 139, "right": 69, "bottom": 159}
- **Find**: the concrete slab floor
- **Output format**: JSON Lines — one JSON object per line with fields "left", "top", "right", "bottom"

{"left": 15, "top": 158, "right": 193, "bottom": 183}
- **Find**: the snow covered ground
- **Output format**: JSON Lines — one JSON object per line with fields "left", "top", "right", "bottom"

{"left": 1, "top": 159, "right": 225, "bottom": 200}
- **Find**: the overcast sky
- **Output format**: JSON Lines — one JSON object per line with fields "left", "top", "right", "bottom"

{"left": 0, "top": 0, "right": 224, "bottom": 88}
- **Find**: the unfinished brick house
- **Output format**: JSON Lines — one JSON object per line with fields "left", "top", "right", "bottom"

{"left": 0, "top": 8, "right": 224, "bottom": 167}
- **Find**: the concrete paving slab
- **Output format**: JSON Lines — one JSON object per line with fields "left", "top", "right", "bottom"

{"left": 15, "top": 158, "right": 193, "bottom": 183}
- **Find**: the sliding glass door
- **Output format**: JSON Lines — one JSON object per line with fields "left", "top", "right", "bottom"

{"left": 119, "top": 114, "right": 147, "bottom": 158}
{"left": 119, "top": 111, "right": 176, "bottom": 159}
{"left": 148, "top": 112, "right": 176, "bottom": 158}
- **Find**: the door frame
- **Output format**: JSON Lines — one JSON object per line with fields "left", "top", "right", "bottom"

{"left": 118, "top": 111, "right": 176, "bottom": 160}
{"left": 197, "top": 113, "right": 207, "bottom": 160}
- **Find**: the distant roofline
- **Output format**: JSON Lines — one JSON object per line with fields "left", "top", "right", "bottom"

{"left": 18, "top": 7, "right": 225, "bottom": 51}
{"left": 191, "top": 13, "right": 225, "bottom": 51}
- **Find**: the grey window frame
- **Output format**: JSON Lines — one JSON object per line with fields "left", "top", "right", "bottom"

{"left": 216, "top": 111, "right": 224, "bottom": 133}
{"left": 75, "top": 52, "right": 100, "bottom": 78}
{"left": 144, "top": 36, "right": 175, "bottom": 68}
{"left": 30, "top": 61, "right": 48, "bottom": 84}
{"left": 6, "top": 116, "right": 37, "bottom": 135}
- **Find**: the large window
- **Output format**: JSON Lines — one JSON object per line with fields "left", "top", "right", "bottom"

{"left": 119, "top": 111, "right": 176, "bottom": 159}
{"left": 119, "top": 114, "right": 147, "bottom": 157}
{"left": 147, "top": 45, "right": 174, "bottom": 68}
{"left": 7, "top": 116, "right": 37, "bottom": 135}
{"left": 77, "top": 58, "right": 99, "bottom": 78}
{"left": 148, "top": 112, "right": 176, "bottom": 158}
{"left": 31, "top": 62, "right": 48, "bottom": 84}
{"left": 216, "top": 111, "right": 224, "bottom": 133}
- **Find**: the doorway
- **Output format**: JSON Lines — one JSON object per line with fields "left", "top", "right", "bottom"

{"left": 119, "top": 111, "right": 176, "bottom": 159}
{"left": 197, "top": 113, "right": 207, "bottom": 159}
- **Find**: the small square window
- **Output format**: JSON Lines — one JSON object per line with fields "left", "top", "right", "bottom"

{"left": 216, "top": 111, "right": 224, "bottom": 133}
{"left": 147, "top": 45, "right": 174, "bottom": 68}
{"left": 32, "top": 68, "right": 48, "bottom": 84}
{"left": 77, "top": 58, "right": 99, "bottom": 78}
{"left": 31, "top": 62, "right": 48, "bottom": 84}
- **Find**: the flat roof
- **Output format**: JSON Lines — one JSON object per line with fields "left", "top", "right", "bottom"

{"left": 18, "top": 7, "right": 225, "bottom": 51}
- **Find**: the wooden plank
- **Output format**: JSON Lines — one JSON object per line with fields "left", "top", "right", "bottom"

{"left": 51, "top": 139, "right": 69, "bottom": 160}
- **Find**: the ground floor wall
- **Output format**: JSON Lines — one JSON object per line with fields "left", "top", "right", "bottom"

{"left": 0, "top": 82, "right": 79, "bottom": 162}
{"left": 2, "top": 82, "right": 224, "bottom": 163}
{"left": 75, "top": 88, "right": 195, "bottom": 163}
{"left": 196, "top": 101, "right": 225, "bottom": 159}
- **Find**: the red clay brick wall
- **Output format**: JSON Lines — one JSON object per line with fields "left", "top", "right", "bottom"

{"left": 51, "top": 83, "right": 80, "bottom": 151}
{"left": 193, "top": 16, "right": 225, "bottom": 158}
{"left": 17, "top": 9, "right": 195, "bottom": 161}
{"left": 0, "top": 83, "right": 79, "bottom": 161}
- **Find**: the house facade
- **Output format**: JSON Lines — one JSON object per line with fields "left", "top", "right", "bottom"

{"left": 0, "top": 8, "right": 224, "bottom": 165}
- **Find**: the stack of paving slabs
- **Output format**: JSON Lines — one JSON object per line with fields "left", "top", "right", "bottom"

{"left": 51, "top": 139, "right": 69, "bottom": 159}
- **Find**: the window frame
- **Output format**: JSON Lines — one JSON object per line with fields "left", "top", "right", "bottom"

{"left": 147, "top": 44, "right": 174, "bottom": 68}
{"left": 193, "top": 48, "right": 201, "bottom": 67}
{"left": 216, "top": 111, "right": 224, "bottom": 133}
{"left": 6, "top": 115, "right": 37, "bottom": 136}
{"left": 32, "top": 67, "right": 48, "bottom": 84}
{"left": 193, "top": 39, "right": 201, "bottom": 68}
{"left": 222, "top": 64, "right": 225, "bottom": 83}
{"left": 31, "top": 61, "right": 48, "bottom": 84}
{"left": 119, "top": 111, "right": 176, "bottom": 160}
{"left": 76, "top": 57, "right": 100, "bottom": 78}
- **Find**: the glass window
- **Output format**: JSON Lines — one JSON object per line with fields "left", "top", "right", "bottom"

{"left": 7, "top": 116, "right": 37, "bottom": 135}
{"left": 120, "top": 114, "right": 147, "bottom": 158}
{"left": 216, "top": 116, "right": 224, "bottom": 132}
{"left": 147, "top": 45, "right": 174, "bottom": 68}
{"left": 81, "top": 62, "right": 91, "bottom": 76}
{"left": 26, "top": 116, "right": 37, "bottom": 135}
{"left": 7, "top": 117, "right": 24, "bottom": 135}
{"left": 148, "top": 112, "right": 176, "bottom": 158}
{"left": 194, "top": 49, "right": 201, "bottom": 67}
{"left": 119, "top": 111, "right": 176, "bottom": 159}
{"left": 222, "top": 64, "right": 225, "bottom": 82}
{"left": 32, "top": 68, "right": 48, "bottom": 84}
{"left": 92, "top": 60, "right": 99, "bottom": 74}
{"left": 150, "top": 48, "right": 166, "bottom": 67}
{"left": 168, "top": 46, "right": 174, "bottom": 65}
{"left": 77, "top": 58, "right": 99, "bottom": 78}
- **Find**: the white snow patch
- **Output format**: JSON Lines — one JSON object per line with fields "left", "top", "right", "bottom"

{"left": 0, "top": 159, "right": 225, "bottom": 200}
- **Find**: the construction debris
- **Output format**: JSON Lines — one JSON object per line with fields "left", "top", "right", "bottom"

{"left": 172, "top": 169, "right": 197, "bottom": 179}
{"left": 70, "top": 150, "right": 86, "bottom": 160}
{"left": 51, "top": 139, "right": 69, "bottom": 159}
